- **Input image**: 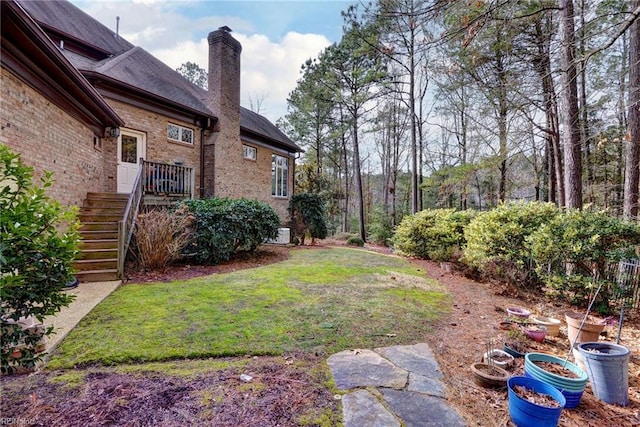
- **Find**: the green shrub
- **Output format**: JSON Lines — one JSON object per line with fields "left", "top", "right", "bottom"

{"left": 529, "top": 209, "right": 640, "bottom": 310}
{"left": 289, "top": 193, "right": 328, "bottom": 245}
{"left": 0, "top": 144, "right": 79, "bottom": 373}
{"left": 346, "top": 236, "right": 365, "bottom": 247}
{"left": 392, "top": 209, "right": 476, "bottom": 261}
{"left": 133, "top": 205, "right": 194, "bottom": 271}
{"left": 183, "top": 198, "right": 280, "bottom": 264}
{"left": 368, "top": 208, "right": 394, "bottom": 247}
{"left": 462, "top": 201, "right": 559, "bottom": 286}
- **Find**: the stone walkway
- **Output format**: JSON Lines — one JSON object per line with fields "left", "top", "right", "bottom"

{"left": 44, "top": 280, "right": 121, "bottom": 352}
{"left": 327, "top": 343, "right": 465, "bottom": 427}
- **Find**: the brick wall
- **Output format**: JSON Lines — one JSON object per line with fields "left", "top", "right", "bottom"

{"left": 0, "top": 67, "right": 111, "bottom": 207}
{"left": 219, "top": 141, "right": 292, "bottom": 222}
{"left": 106, "top": 98, "right": 202, "bottom": 196}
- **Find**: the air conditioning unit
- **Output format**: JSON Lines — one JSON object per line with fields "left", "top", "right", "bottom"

{"left": 269, "top": 228, "right": 290, "bottom": 245}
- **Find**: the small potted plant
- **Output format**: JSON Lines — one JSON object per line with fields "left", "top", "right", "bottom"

{"left": 504, "top": 328, "right": 529, "bottom": 358}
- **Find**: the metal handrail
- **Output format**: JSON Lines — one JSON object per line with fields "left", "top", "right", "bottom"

{"left": 117, "top": 160, "right": 145, "bottom": 278}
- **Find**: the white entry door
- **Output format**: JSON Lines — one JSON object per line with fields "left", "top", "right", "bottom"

{"left": 117, "top": 129, "right": 146, "bottom": 193}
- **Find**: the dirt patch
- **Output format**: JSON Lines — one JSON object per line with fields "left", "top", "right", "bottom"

{"left": 0, "top": 354, "right": 338, "bottom": 426}
{"left": 2, "top": 241, "right": 638, "bottom": 426}
{"left": 413, "top": 255, "right": 640, "bottom": 427}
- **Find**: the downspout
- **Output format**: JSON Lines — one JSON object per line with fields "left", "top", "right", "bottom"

{"left": 200, "top": 126, "right": 205, "bottom": 199}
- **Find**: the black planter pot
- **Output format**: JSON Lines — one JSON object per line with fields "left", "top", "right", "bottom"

{"left": 64, "top": 277, "right": 79, "bottom": 290}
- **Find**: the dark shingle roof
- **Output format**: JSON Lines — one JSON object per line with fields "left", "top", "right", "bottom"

{"left": 240, "top": 107, "right": 299, "bottom": 152}
{"left": 18, "top": 0, "right": 300, "bottom": 152}
{"left": 18, "top": 0, "right": 134, "bottom": 55}
{"left": 92, "top": 47, "right": 212, "bottom": 116}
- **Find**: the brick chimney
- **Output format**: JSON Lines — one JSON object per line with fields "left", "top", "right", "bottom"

{"left": 203, "top": 26, "right": 242, "bottom": 197}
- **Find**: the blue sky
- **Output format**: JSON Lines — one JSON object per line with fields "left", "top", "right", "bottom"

{"left": 71, "top": 0, "right": 352, "bottom": 122}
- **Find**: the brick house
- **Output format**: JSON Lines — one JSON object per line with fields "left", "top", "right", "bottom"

{"left": 1, "top": 0, "right": 301, "bottom": 281}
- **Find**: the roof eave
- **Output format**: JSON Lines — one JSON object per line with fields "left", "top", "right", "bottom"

{"left": 240, "top": 126, "right": 303, "bottom": 153}
{"left": 84, "top": 71, "right": 217, "bottom": 129}
{"left": 1, "top": 1, "right": 124, "bottom": 132}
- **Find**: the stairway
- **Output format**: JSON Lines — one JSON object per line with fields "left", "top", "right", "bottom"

{"left": 74, "top": 192, "right": 128, "bottom": 283}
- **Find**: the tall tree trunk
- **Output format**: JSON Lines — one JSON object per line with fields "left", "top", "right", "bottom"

{"left": 497, "top": 61, "right": 508, "bottom": 201}
{"left": 559, "top": 0, "right": 583, "bottom": 209}
{"left": 578, "top": 0, "right": 593, "bottom": 204}
{"left": 624, "top": 0, "right": 640, "bottom": 220}
{"left": 352, "top": 115, "right": 366, "bottom": 242}
{"left": 410, "top": 40, "right": 419, "bottom": 213}
{"left": 339, "top": 107, "right": 350, "bottom": 233}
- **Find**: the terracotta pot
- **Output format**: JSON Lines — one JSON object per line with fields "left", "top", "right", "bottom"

{"left": 565, "top": 311, "right": 604, "bottom": 345}
{"left": 470, "top": 362, "right": 509, "bottom": 388}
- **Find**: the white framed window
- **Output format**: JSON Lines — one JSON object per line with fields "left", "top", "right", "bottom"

{"left": 243, "top": 144, "right": 257, "bottom": 160}
{"left": 167, "top": 123, "right": 194, "bottom": 145}
{"left": 271, "top": 154, "right": 288, "bottom": 197}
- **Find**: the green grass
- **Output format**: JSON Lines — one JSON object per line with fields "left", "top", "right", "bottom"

{"left": 48, "top": 247, "right": 451, "bottom": 368}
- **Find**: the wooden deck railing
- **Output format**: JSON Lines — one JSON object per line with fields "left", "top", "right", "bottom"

{"left": 117, "top": 160, "right": 194, "bottom": 277}
{"left": 143, "top": 160, "right": 193, "bottom": 198}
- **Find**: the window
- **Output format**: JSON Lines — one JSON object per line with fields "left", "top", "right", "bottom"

{"left": 271, "top": 155, "right": 288, "bottom": 197}
{"left": 243, "top": 144, "right": 257, "bottom": 160}
{"left": 93, "top": 134, "right": 102, "bottom": 151}
{"left": 167, "top": 123, "right": 194, "bottom": 145}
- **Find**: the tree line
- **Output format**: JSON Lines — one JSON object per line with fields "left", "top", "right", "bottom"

{"left": 282, "top": 0, "right": 640, "bottom": 243}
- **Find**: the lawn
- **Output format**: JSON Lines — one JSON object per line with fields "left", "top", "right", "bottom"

{"left": 47, "top": 247, "right": 451, "bottom": 369}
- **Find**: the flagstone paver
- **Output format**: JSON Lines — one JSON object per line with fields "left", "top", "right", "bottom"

{"left": 327, "top": 349, "right": 408, "bottom": 390}
{"left": 342, "top": 389, "right": 400, "bottom": 427}
{"left": 328, "top": 343, "right": 465, "bottom": 427}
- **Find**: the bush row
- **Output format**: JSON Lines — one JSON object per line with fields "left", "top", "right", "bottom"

{"left": 393, "top": 202, "right": 640, "bottom": 310}
{"left": 134, "top": 198, "right": 280, "bottom": 269}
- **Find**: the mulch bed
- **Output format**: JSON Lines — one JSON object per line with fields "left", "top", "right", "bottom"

{"left": 2, "top": 241, "right": 638, "bottom": 426}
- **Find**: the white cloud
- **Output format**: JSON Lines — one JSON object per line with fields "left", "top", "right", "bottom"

{"left": 73, "top": 1, "right": 332, "bottom": 122}
{"left": 153, "top": 32, "right": 331, "bottom": 122}
{"left": 235, "top": 32, "right": 331, "bottom": 121}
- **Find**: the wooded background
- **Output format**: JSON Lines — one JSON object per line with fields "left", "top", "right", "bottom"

{"left": 281, "top": 0, "right": 640, "bottom": 242}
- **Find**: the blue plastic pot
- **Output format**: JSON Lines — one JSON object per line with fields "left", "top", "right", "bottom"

{"left": 508, "top": 376, "right": 565, "bottom": 427}
{"left": 577, "top": 342, "right": 630, "bottom": 406}
{"left": 524, "top": 353, "right": 588, "bottom": 409}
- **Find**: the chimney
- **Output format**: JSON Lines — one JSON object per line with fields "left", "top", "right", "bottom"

{"left": 204, "top": 26, "right": 242, "bottom": 198}
{"left": 207, "top": 26, "right": 241, "bottom": 138}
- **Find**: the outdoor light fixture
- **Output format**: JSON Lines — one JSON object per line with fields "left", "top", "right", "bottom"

{"left": 105, "top": 126, "right": 121, "bottom": 138}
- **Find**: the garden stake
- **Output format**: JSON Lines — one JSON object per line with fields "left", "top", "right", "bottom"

{"left": 564, "top": 274, "right": 605, "bottom": 366}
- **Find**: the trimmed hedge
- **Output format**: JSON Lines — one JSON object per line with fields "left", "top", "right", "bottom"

{"left": 390, "top": 201, "right": 640, "bottom": 309}
{"left": 392, "top": 208, "right": 476, "bottom": 261}
{"left": 462, "top": 201, "right": 559, "bottom": 287}
{"left": 183, "top": 198, "right": 280, "bottom": 264}
{"left": 530, "top": 209, "right": 640, "bottom": 309}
